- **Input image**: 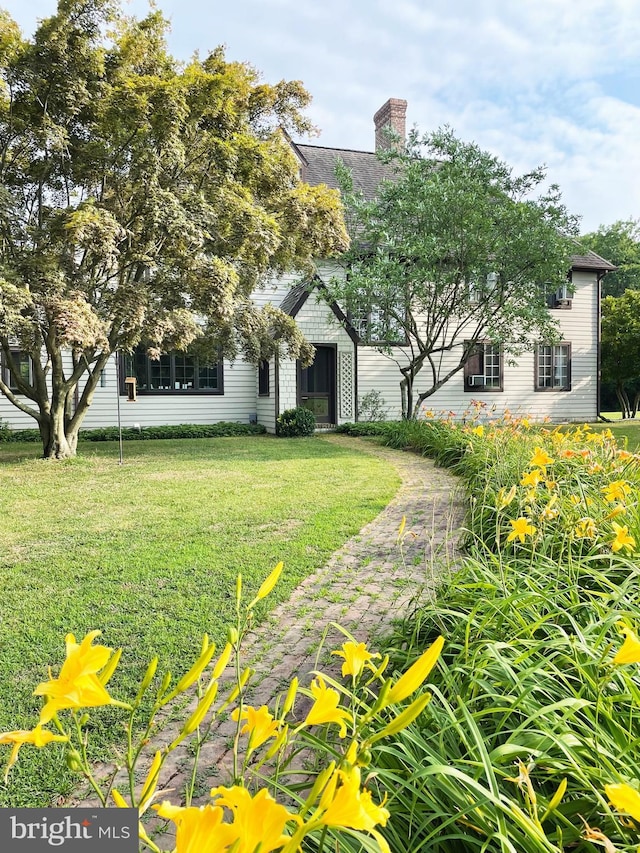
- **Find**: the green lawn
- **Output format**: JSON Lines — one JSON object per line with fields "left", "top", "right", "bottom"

{"left": 0, "top": 435, "right": 400, "bottom": 806}
{"left": 592, "top": 418, "right": 640, "bottom": 450}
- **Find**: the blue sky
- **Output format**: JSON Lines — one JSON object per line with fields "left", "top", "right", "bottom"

{"left": 3, "top": 0, "right": 640, "bottom": 233}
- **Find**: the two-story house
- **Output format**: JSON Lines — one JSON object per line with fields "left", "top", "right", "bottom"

{"left": 0, "top": 99, "right": 615, "bottom": 432}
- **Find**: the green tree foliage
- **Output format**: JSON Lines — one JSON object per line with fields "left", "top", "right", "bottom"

{"left": 601, "top": 290, "right": 640, "bottom": 418}
{"left": 330, "top": 127, "right": 579, "bottom": 419}
{"left": 582, "top": 219, "right": 640, "bottom": 297}
{"left": 0, "top": 0, "right": 348, "bottom": 457}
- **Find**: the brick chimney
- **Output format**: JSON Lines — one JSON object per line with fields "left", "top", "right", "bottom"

{"left": 374, "top": 98, "right": 407, "bottom": 151}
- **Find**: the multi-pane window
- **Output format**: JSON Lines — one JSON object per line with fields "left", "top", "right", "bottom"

{"left": 347, "top": 295, "right": 406, "bottom": 344}
{"left": 463, "top": 341, "right": 503, "bottom": 391}
{"left": 2, "top": 350, "right": 32, "bottom": 392}
{"left": 536, "top": 344, "right": 571, "bottom": 391}
{"left": 468, "top": 272, "right": 499, "bottom": 304}
{"left": 122, "top": 348, "right": 223, "bottom": 394}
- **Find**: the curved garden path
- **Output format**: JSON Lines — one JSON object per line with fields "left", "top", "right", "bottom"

{"left": 76, "top": 435, "right": 465, "bottom": 820}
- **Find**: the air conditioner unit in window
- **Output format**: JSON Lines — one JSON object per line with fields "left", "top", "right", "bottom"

{"left": 554, "top": 298, "right": 572, "bottom": 308}
{"left": 468, "top": 375, "right": 486, "bottom": 386}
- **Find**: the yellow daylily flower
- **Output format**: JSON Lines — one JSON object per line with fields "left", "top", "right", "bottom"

{"left": 605, "top": 782, "right": 640, "bottom": 822}
{"left": 471, "top": 425, "right": 484, "bottom": 437}
{"left": 606, "top": 504, "right": 626, "bottom": 520}
{"left": 613, "top": 624, "right": 640, "bottom": 665}
{"left": 332, "top": 641, "right": 381, "bottom": 679}
{"left": 303, "top": 676, "right": 351, "bottom": 737}
{"left": 611, "top": 522, "right": 636, "bottom": 554}
{"left": 317, "top": 764, "right": 390, "bottom": 832}
{"left": 540, "top": 496, "right": 559, "bottom": 521}
{"left": 574, "top": 518, "right": 597, "bottom": 540}
{"left": 520, "top": 469, "right": 543, "bottom": 488}
{"left": 231, "top": 705, "right": 280, "bottom": 750}
{"left": 586, "top": 431, "right": 604, "bottom": 443}
{"left": 386, "top": 635, "right": 444, "bottom": 705}
{"left": 154, "top": 801, "right": 232, "bottom": 852}
{"left": 602, "top": 480, "right": 632, "bottom": 504}
{"left": 496, "top": 485, "right": 517, "bottom": 510}
{"left": 34, "top": 631, "right": 123, "bottom": 724}
{"left": 529, "top": 447, "right": 554, "bottom": 468}
{"left": 210, "top": 785, "right": 295, "bottom": 852}
{"left": 507, "top": 517, "right": 536, "bottom": 544}
{"left": 0, "top": 724, "right": 68, "bottom": 781}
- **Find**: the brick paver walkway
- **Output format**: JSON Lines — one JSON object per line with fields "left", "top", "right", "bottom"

{"left": 75, "top": 435, "right": 464, "bottom": 825}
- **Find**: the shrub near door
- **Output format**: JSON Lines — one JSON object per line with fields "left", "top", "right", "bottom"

{"left": 276, "top": 407, "right": 316, "bottom": 437}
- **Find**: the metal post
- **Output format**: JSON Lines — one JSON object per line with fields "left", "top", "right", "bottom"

{"left": 114, "top": 351, "right": 123, "bottom": 465}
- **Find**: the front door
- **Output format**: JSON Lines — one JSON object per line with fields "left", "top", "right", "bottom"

{"left": 298, "top": 345, "right": 336, "bottom": 425}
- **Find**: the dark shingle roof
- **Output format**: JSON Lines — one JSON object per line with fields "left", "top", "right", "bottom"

{"left": 279, "top": 280, "right": 310, "bottom": 316}
{"left": 570, "top": 251, "right": 617, "bottom": 272}
{"left": 293, "top": 143, "right": 395, "bottom": 200}
{"left": 292, "top": 141, "right": 617, "bottom": 273}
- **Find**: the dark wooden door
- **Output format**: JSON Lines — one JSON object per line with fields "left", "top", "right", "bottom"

{"left": 298, "top": 346, "right": 336, "bottom": 424}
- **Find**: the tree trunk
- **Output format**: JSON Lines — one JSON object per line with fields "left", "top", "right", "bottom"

{"left": 615, "top": 382, "right": 631, "bottom": 419}
{"left": 400, "top": 375, "right": 413, "bottom": 420}
{"left": 39, "top": 400, "right": 79, "bottom": 459}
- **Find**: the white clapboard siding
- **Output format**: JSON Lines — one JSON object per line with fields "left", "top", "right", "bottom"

{"left": 0, "top": 355, "right": 258, "bottom": 430}
{"left": 0, "top": 269, "right": 600, "bottom": 430}
{"left": 82, "top": 358, "right": 258, "bottom": 428}
{"left": 357, "top": 271, "right": 598, "bottom": 423}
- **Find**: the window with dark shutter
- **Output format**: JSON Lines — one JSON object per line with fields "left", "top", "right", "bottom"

{"left": 258, "top": 360, "right": 270, "bottom": 396}
{"left": 463, "top": 341, "right": 503, "bottom": 391}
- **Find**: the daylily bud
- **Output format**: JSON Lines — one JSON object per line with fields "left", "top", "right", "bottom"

{"left": 182, "top": 680, "right": 219, "bottom": 735}
{"left": 227, "top": 627, "right": 239, "bottom": 646}
{"left": 157, "top": 671, "right": 172, "bottom": 702}
{"left": 264, "top": 724, "right": 288, "bottom": 760}
{"left": 173, "top": 638, "right": 216, "bottom": 695}
{"left": 300, "top": 761, "right": 336, "bottom": 816}
{"left": 386, "top": 636, "right": 444, "bottom": 704}
{"left": 371, "top": 692, "right": 432, "bottom": 742}
{"left": 97, "top": 648, "right": 122, "bottom": 687}
{"left": 282, "top": 677, "right": 298, "bottom": 717}
{"left": 212, "top": 643, "right": 233, "bottom": 680}
{"left": 136, "top": 656, "right": 159, "bottom": 702}
{"left": 65, "top": 748, "right": 83, "bottom": 773}
{"left": 248, "top": 562, "right": 284, "bottom": 609}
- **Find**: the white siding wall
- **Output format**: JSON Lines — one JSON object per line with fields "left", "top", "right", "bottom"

{"left": 251, "top": 271, "right": 301, "bottom": 308}
{"left": 357, "top": 271, "right": 599, "bottom": 423}
{"left": 0, "top": 269, "right": 599, "bottom": 431}
{"left": 0, "top": 354, "right": 259, "bottom": 429}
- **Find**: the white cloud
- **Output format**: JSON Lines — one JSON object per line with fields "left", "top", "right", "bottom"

{"left": 2, "top": 0, "right": 639, "bottom": 228}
